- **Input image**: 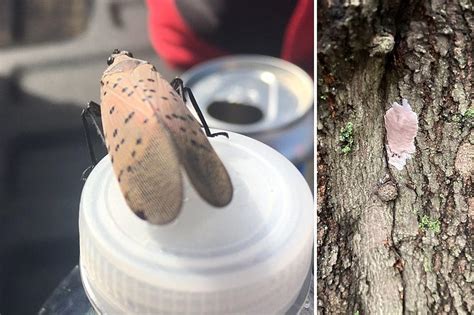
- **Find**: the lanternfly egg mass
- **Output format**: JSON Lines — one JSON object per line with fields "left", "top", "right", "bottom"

{"left": 82, "top": 50, "right": 233, "bottom": 224}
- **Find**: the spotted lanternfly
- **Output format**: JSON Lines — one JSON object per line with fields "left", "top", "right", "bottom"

{"left": 81, "top": 49, "right": 233, "bottom": 224}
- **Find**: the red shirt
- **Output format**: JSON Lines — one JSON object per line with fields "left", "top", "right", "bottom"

{"left": 146, "top": 0, "right": 313, "bottom": 75}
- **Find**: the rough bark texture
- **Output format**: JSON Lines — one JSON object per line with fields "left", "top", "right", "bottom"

{"left": 317, "top": 1, "right": 473, "bottom": 314}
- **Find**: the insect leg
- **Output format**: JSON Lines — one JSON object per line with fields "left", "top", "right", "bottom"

{"left": 81, "top": 101, "right": 104, "bottom": 179}
{"left": 86, "top": 101, "right": 105, "bottom": 142}
{"left": 183, "top": 87, "right": 229, "bottom": 138}
{"left": 170, "top": 77, "right": 186, "bottom": 102}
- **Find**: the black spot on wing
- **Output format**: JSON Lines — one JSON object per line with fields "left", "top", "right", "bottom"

{"left": 199, "top": 143, "right": 211, "bottom": 152}
{"left": 135, "top": 210, "right": 146, "bottom": 220}
{"left": 124, "top": 111, "right": 135, "bottom": 123}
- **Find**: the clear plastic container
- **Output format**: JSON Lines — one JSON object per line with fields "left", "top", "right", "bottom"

{"left": 79, "top": 130, "right": 313, "bottom": 314}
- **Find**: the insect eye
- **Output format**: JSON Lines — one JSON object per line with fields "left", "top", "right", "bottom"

{"left": 125, "top": 51, "right": 133, "bottom": 58}
{"left": 107, "top": 56, "right": 115, "bottom": 65}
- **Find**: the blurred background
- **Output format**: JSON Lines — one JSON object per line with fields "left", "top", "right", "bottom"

{"left": 0, "top": 1, "right": 178, "bottom": 313}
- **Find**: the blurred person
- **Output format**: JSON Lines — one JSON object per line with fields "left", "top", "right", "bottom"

{"left": 146, "top": 0, "right": 313, "bottom": 74}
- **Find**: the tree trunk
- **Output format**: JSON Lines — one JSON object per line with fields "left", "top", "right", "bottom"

{"left": 317, "top": 1, "right": 472, "bottom": 314}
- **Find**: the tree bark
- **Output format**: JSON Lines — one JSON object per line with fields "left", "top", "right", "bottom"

{"left": 317, "top": 1, "right": 472, "bottom": 314}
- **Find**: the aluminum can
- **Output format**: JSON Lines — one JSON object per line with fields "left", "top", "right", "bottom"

{"left": 181, "top": 55, "right": 314, "bottom": 174}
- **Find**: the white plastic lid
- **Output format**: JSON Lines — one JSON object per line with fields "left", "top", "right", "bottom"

{"left": 79, "top": 131, "right": 313, "bottom": 314}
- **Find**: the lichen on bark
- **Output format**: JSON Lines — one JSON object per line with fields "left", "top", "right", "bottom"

{"left": 317, "top": 0, "right": 473, "bottom": 314}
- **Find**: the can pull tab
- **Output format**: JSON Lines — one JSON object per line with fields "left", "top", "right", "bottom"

{"left": 259, "top": 72, "right": 279, "bottom": 122}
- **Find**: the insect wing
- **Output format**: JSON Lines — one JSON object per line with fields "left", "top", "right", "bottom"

{"left": 133, "top": 68, "right": 233, "bottom": 207}
{"left": 100, "top": 69, "right": 183, "bottom": 224}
